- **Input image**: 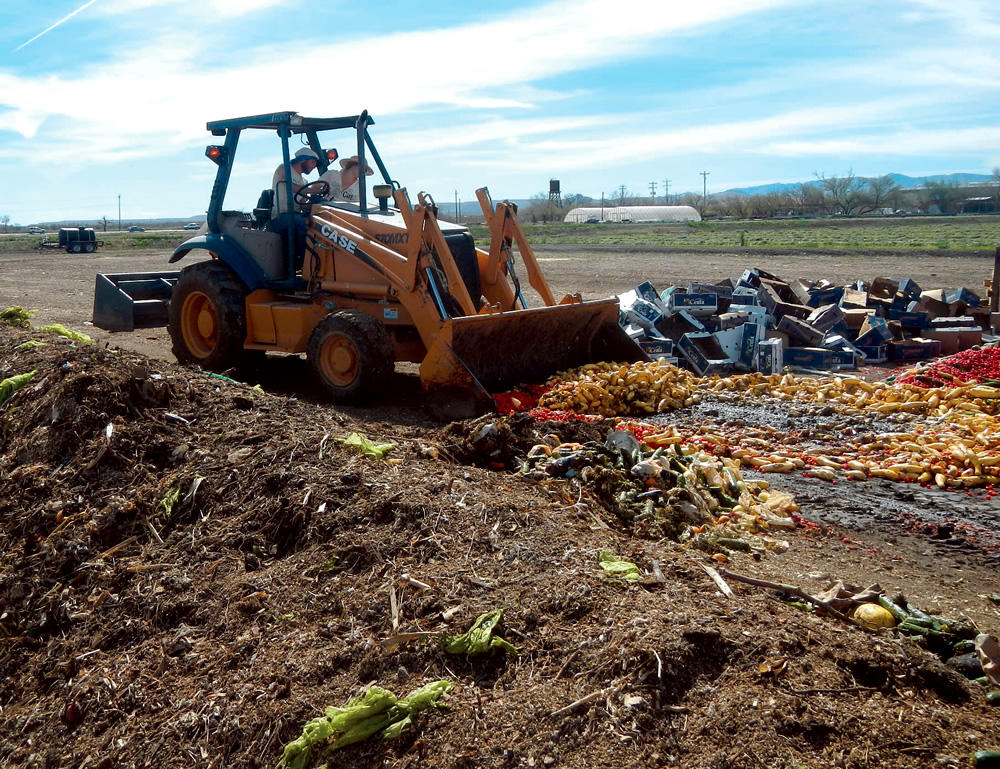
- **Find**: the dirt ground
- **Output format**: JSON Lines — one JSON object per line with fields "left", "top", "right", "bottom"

{"left": 2, "top": 244, "right": 1000, "bottom": 769}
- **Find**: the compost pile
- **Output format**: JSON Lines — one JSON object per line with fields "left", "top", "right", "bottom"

{"left": 2, "top": 322, "right": 1000, "bottom": 769}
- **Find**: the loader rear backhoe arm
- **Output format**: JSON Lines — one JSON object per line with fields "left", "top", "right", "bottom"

{"left": 395, "top": 188, "right": 479, "bottom": 317}
{"left": 476, "top": 187, "right": 557, "bottom": 309}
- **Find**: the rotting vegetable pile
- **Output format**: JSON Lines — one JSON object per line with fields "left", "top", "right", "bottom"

{"left": 2, "top": 321, "right": 1000, "bottom": 769}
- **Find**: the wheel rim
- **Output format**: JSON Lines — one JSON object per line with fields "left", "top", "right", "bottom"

{"left": 180, "top": 291, "right": 218, "bottom": 360}
{"left": 318, "top": 334, "right": 359, "bottom": 387}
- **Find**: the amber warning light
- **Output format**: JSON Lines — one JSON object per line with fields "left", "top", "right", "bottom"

{"left": 205, "top": 145, "right": 226, "bottom": 165}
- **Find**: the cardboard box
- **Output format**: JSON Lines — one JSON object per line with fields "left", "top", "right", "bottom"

{"left": 677, "top": 333, "right": 732, "bottom": 376}
{"left": 888, "top": 308, "right": 930, "bottom": 328}
{"left": 842, "top": 308, "right": 875, "bottom": 330}
{"left": 777, "top": 315, "right": 825, "bottom": 346}
{"left": 728, "top": 304, "right": 770, "bottom": 325}
{"left": 918, "top": 290, "right": 950, "bottom": 318}
{"left": 958, "top": 327, "right": 983, "bottom": 349}
{"left": 829, "top": 349, "right": 856, "bottom": 370}
{"left": 921, "top": 328, "right": 961, "bottom": 355}
{"left": 731, "top": 287, "right": 759, "bottom": 305}
{"left": 855, "top": 315, "right": 893, "bottom": 346}
{"left": 895, "top": 278, "right": 922, "bottom": 302}
{"left": 755, "top": 338, "right": 783, "bottom": 374}
{"left": 626, "top": 299, "right": 665, "bottom": 329}
{"left": 888, "top": 339, "right": 942, "bottom": 361}
{"left": 807, "top": 303, "right": 846, "bottom": 331}
{"left": 945, "top": 287, "right": 981, "bottom": 308}
{"left": 667, "top": 293, "right": 719, "bottom": 316}
{"left": 782, "top": 347, "right": 832, "bottom": 369}
{"left": 770, "top": 300, "right": 812, "bottom": 321}
{"left": 806, "top": 286, "right": 845, "bottom": 307}
{"left": 869, "top": 276, "right": 899, "bottom": 299}
{"left": 857, "top": 344, "right": 888, "bottom": 364}
{"left": 840, "top": 288, "right": 870, "bottom": 309}
{"left": 687, "top": 283, "right": 734, "bottom": 301}
{"left": 655, "top": 309, "right": 707, "bottom": 340}
{"left": 638, "top": 339, "right": 674, "bottom": 359}
{"left": 635, "top": 281, "right": 661, "bottom": 304}
{"left": 714, "top": 323, "right": 763, "bottom": 368}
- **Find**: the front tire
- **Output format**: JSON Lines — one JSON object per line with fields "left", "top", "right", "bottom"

{"left": 307, "top": 310, "right": 394, "bottom": 403}
{"left": 168, "top": 260, "right": 253, "bottom": 371}
{"left": 69, "top": 243, "right": 82, "bottom": 253}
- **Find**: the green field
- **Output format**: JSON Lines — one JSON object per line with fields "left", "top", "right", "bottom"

{"left": 468, "top": 215, "right": 1000, "bottom": 251}
{"left": 0, "top": 230, "right": 186, "bottom": 254}
{"left": 4, "top": 215, "right": 997, "bottom": 254}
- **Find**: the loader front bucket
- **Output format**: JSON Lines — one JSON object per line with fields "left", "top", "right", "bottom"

{"left": 420, "top": 297, "right": 645, "bottom": 419}
{"left": 93, "top": 272, "right": 180, "bottom": 332}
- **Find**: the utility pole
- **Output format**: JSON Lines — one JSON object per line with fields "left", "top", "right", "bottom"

{"left": 118, "top": 194, "right": 121, "bottom": 231}
{"left": 700, "top": 172, "right": 710, "bottom": 209}
{"left": 601, "top": 192, "right": 605, "bottom": 221}
{"left": 663, "top": 179, "right": 671, "bottom": 205}
{"left": 648, "top": 181, "right": 657, "bottom": 203}
{"left": 454, "top": 190, "right": 459, "bottom": 224}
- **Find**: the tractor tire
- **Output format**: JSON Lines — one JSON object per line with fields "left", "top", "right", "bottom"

{"left": 307, "top": 310, "right": 395, "bottom": 403}
{"left": 69, "top": 243, "right": 82, "bottom": 253}
{"left": 168, "top": 260, "right": 256, "bottom": 372}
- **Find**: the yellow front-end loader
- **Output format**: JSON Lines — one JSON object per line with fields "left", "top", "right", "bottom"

{"left": 93, "top": 111, "right": 644, "bottom": 418}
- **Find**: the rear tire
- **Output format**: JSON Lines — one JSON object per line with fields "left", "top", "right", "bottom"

{"left": 84, "top": 242, "right": 95, "bottom": 253}
{"left": 168, "top": 260, "right": 255, "bottom": 371}
{"left": 307, "top": 310, "right": 394, "bottom": 403}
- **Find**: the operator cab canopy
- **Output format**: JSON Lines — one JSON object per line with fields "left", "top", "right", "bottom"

{"left": 203, "top": 110, "right": 396, "bottom": 220}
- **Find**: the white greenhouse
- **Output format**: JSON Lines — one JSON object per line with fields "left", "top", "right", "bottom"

{"left": 563, "top": 206, "right": 701, "bottom": 224}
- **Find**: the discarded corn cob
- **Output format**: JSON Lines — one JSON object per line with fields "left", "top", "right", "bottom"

{"left": 538, "top": 360, "right": 700, "bottom": 417}
{"left": 697, "top": 372, "right": 1000, "bottom": 488}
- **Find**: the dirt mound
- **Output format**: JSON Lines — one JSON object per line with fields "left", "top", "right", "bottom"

{"left": 1, "top": 323, "right": 999, "bottom": 769}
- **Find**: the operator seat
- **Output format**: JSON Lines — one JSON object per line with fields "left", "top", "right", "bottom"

{"left": 254, "top": 189, "right": 274, "bottom": 230}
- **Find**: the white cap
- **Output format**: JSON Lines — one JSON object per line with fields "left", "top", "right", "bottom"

{"left": 292, "top": 147, "right": 319, "bottom": 163}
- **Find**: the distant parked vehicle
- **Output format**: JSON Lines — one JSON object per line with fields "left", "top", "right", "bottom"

{"left": 37, "top": 226, "right": 104, "bottom": 253}
{"left": 128, "top": 226, "right": 145, "bottom": 232}
{"left": 183, "top": 223, "right": 200, "bottom": 230}
{"left": 27, "top": 226, "right": 45, "bottom": 234}
{"left": 585, "top": 217, "right": 600, "bottom": 224}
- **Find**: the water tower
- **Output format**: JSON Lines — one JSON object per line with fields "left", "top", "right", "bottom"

{"left": 549, "top": 179, "right": 561, "bottom": 207}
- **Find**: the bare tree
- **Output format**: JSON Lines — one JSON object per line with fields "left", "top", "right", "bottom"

{"left": 749, "top": 193, "right": 784, "bottom": 219}
{"left": 815, "top": 170, "right": 868, "bottom": 215}
{"left": 0, "top": 215, "right": 9, "bottom": 233}
{"left": 609, "top": 185, "right": 634, "bottom": 207}
{"left": 100, "top": 216, "right": 111, "bottom": 232}
{"left": 524, "top": 193, "right": 560, "bottom": 224}
{"left": 921, "top": 181, "right": 964, "bottom": 214}
{"left": 560, "top": 193, "right": 593, "bottom": 208}
{"left": 716, "top": 195, "right": 752, "bottom": 219}
{"left": 857, "top": 174, "right": 901, "bottom": 214}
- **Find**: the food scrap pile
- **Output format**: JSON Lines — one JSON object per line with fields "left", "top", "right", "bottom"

{"left": 2, "top": 318, "right": 1000, "bottom": 769}
{"left": 498, "top": 346, "right": 1000, "bottom": 497}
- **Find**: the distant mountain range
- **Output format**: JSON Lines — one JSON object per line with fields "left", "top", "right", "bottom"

{"left": 720, "top": 172, "right": 995, "bottom": 197}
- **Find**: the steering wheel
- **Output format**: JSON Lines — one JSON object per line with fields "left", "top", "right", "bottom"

{"left": 294, "top": 180, "right": 331, "bottom": 206}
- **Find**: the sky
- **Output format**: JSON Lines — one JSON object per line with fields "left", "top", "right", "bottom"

{"left": 1, "top": 0, "right": 999, "bottom": 225}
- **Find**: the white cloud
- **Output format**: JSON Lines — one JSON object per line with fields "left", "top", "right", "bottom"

{"left": 97, "top": 0, "right": 291, "bottom": 17}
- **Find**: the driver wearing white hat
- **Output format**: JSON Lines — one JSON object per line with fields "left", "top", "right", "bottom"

{"left": 319, "top": 155, "right": 374, "bottom": 202}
